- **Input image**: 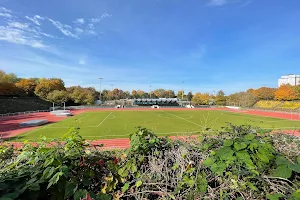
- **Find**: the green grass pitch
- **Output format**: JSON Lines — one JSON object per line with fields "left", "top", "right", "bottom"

{"left": 16, "top": 110, "right": 300, "bottom": 141}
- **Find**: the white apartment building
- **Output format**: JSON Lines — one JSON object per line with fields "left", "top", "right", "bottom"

{"left": 278, "top": 74, "right": 300, "bottom": 87}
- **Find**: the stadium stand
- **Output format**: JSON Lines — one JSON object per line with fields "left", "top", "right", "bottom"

{"left": 0, "top": 97, "right": 51, "bottom": 114}
{"left": 133, "top": 98, "right": 179, "bottom": 106}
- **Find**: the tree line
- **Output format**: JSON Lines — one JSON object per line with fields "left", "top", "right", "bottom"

{"left": 1, "top": 70, "right": 300, "bottom": 106}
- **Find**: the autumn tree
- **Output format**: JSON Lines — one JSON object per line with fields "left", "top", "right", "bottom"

{"left": 177, "top": 90, "right": 184, "bottom": 100}
{"left": 227, "top": 92, "right": 257, "bottom": 107}
{"left": 0, "top": 70, "right": 19, "bottom": 83}
{"left": 274, "top": 84, "right": 297, "bottom": 101}
{"left": 191, "top": 93, "right": 210, "bottom": 105}
{"left": 253, "top": 87, "right": 276, "bottom": 100}
{"left": 68, "top": 86, "right": 95, "bottom": 105}
{"left": 34, "top": 78, "right": 65, "bottom": 99}
{"left": 131, "top": 90, "right": 138, "bottom": 99}
{"left": 166, "top": 90, "right": 175, "bottom": 98}
{"left": 15, "top": 79, "right": 37, "bottom": 96}
{"left": 215, "top": 90, "right": 227, "bottom": 106}
{"left": 154, "top": 89, "right": 166, "bottom": 98}
{"left": 136, "top": 90, "right": 145, "bottom": 98}
{"left": 0, "top": 82, "right": 22, "bottom": 96}
{"left": 47, "top": 90, "right": 69, "bottom": 104}
{"left": 293, "top": 85, "right": 300, "bottom": 100}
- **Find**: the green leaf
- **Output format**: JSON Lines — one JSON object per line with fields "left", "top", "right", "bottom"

{"left": 97, "top": 194, "right": 112, "bottom": 200}
{"left": 234, "top": 142, "right": 248, "bottom": 151}
{"left": 118, "top": 168, "right": 129, "bottom": 178}
{"left": 47, "top": 171, "right": 63, "bottom": 189}
{"left": 131, "top": 164, "right": 137, "bottom": 173}
{"left": 83, "top": 177, "right": 92, "bottom": 186}
{"left": 223, "top": 139, "right": 233, "bottom": 147}
{"left": 43, "top": 157, "right": 54, "bottom": 167}
{"left": 297, "top": 156, "right": 300, "bottom": 164}
{"left": 244, "top": 134, "right": 256, "bottom": 141}
{"left": 257, "top": 152, "right": 269, "bottom": 164}
{"left": 65, "top": 182, "right": 78, "bottom": 199}
{"left": 196, "top": 171, "right": 208, "bottom": 194}
{"left": 168, "top": 193, "right": 176, "bottom": 200}
{"left": 211, "top": 162, "right": 227, "bottom": 175}
{"left": 122, "top": 183, "right": 130, "bottom": 193}
{"left": 203, "top": 158, "right": 215, "bottom": 167}
{"left": 275, "top": 156, "right": 288, "bottom": 166}
{"left": 44, "top": 167, "right": 56, "bottom": 180}
{"left": 266, "top": 193, "right": 284, "bottom": 200}
{"left": 135, "top": 180, "right": 142, "bottom": 188}
{"left": 246, "top": 182, "right": 258, "bottom": 191}
{"left": 288, "top": 163, "right": 300, "bottom": 173}
{"left": 74, "top": 189, "right": 88, "bottom": 200}
{"left": 236, "top": 150, "right": 255, "bottom": 169}
{"left": 215, "top": 147, "right": 234, "bottom": 160}
{"left": 198, "top": 135, "right": 204, "bottom": 143}
{"left": 172, "top": 163, "right": 179, "bottom": 170}
{"left": 248, "top": 142, "right": 259, "bottom": 152}
{"left": 292, "top": 189, "right": 300, "bottom": 199}
{"left": 273, "top": 165, "right": 292, "bottom": 179}
{"left": 1, "top": 192, "right": 20, "bottom": 199}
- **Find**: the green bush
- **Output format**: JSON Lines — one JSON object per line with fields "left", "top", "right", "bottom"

{"left": 0, "top": 125, "right": 299, "bottom": 199}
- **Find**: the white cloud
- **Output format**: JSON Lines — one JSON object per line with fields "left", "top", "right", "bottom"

{"left": 0, "top": 7, "right": 11, "bottom": 13}
{"left": 86, "top": 29, "right": 97, "bottom": 36}
{"left": 48, "top": 18, "right": 78, "bottom": 38}
{"left": 25, "top": 15, "right": 44, "bottom": 25}
{"left": 207, "top": 0, "right": 245, "bottom": 6}
{"left": 75, "top": 28, "right": 84, "bottom": 34}
{"left": 0, "top": 13, "right": 12, "bottom": 18}
{"left": 90, "top": 13, "right": 111, "bottom": 23}
{"left": 0, "top": 7, "right": 12, "bottom": 18}
{"left": 8, "top": 22, "right": 29, "bottom": 30}
{"left": 0, "top": 26, "right": 47, "bottom": 48}
{"left": 74, "top": 18, "right": 85, "bottom": 24}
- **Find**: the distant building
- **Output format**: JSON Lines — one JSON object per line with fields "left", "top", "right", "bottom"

{"left": 278, "top": 74, "right": 300, "bottom": 87}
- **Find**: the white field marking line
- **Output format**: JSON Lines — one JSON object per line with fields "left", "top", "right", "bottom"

{"left": 97, "top": 112, "right": 113, "bottom": 127}
{"left": 221, "top": 111, "right": 295, "bottom": 121}
{"left": 261, "top": 127, "right": 300, "bottom": 130}
{"left": 163, "top": 111, "right": 203, "bottom": 128}
{"left": 157, "top": 114, "right": 193, "bottom": 119}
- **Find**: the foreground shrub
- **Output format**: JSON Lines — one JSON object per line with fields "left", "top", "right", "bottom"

{"left": 0, "top": 125, "right": 299, "bottom": 199}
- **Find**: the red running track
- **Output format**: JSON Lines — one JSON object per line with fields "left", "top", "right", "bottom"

{"left": 0, "top": 108, "right": 299, "bottom": 148}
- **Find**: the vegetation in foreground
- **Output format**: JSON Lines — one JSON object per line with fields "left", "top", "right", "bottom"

{"left": 0, "top": 124, "right": 300, "bottom": 200}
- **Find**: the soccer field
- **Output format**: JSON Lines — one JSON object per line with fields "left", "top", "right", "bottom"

{"left": 15, "top": 110, "right": 300, "bottom": 141}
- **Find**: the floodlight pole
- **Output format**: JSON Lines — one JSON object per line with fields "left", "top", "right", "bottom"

{"left": 52, "top": 102, "right": 55, "bottom": 111}
{"left": 99, "top": 77, "right": 103, "bottom": 102}
{"left": 181, "top": 81, "right": 184, "bottom": 101}
{"left": 64, "top": 102, "right": 65, "bottom": 110}
{"left": 150, "top": 85, "right": 152, "bottom": 98}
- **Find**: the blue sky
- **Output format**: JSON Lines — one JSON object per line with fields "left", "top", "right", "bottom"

{"left": 1, "top": 0, "right": 300, "bottom": 94}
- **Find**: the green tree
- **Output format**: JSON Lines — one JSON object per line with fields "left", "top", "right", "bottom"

{"left": 0, "top": 70, "right": 19, "bottom": 83}
{"left": 227, "top": 92, "right": 257, "bottom": 107}
{"left": 187, "top": 92, "right": 193, "bottom": 101}
{"left": 293, "top": 85, "right": 300, "bottom": 100}
{"left": 215, "top": 90, "right": 227, "bottom": 106}
{"left": 47, "top": 90, "right": 69, "bottom": 104}
{"left": 68, "top": 86, "right": 96, "bottom": 105}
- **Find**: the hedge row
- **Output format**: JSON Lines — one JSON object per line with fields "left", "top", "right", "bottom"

{"left": 0, "top": 125, "right": 299, "bottom": 199}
